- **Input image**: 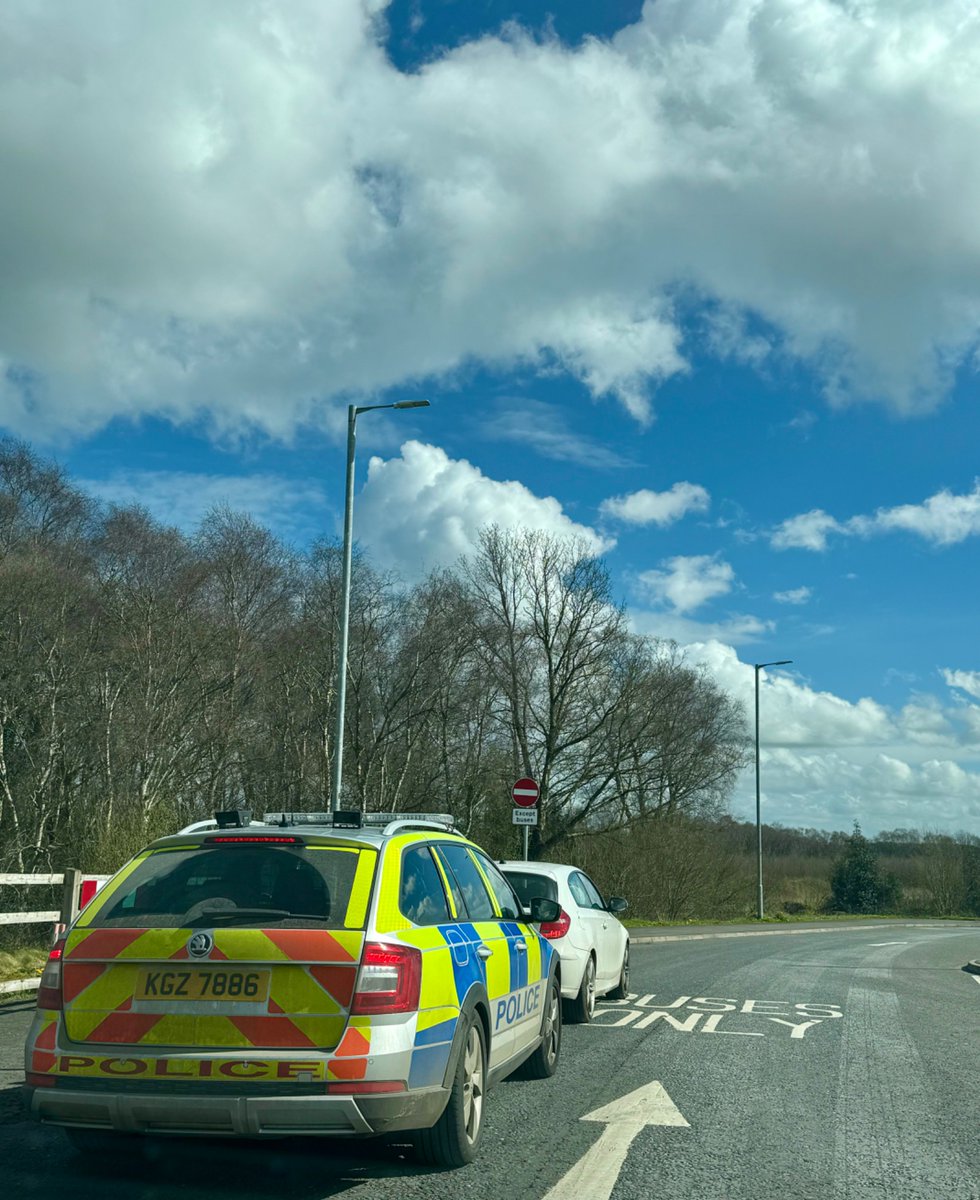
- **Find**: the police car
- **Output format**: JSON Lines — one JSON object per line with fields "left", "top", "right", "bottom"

{"left": 24, "top": 811, "right": 564, "bottom": 1167}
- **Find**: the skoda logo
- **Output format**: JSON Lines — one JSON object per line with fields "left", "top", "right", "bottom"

{"left": 187, "top": 932, "right": 213, "bottom": 959}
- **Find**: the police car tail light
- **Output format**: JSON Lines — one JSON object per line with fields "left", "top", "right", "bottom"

{"left": 351, "top": 942, "right": 422, "bottom": 1014}
{"left": 36, "top": 938, "right": 66, "bottom": 1010}
{"left": 538, "top": 908, "right": 571, "bottom": 940}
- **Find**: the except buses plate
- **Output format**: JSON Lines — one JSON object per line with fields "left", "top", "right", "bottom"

{"left": 134, "top": 968, "right": 271, "bottom": 1002}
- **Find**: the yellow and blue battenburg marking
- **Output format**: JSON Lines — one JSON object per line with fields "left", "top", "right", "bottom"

{"left": 402, "top": 920, "right": 554, "bottom": 1088}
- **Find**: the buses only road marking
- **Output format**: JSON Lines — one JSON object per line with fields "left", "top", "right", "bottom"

{"left": 592, "top": 995, "right": 843, "bottom": 1038}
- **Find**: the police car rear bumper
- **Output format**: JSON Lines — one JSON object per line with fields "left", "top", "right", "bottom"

{"left": 27, "top": 1083, "right": 449, "bottom": 1138}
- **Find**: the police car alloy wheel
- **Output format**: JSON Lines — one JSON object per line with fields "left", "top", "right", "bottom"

{"left": 416, "top": 1016, "right": 487, "bottom": 1167}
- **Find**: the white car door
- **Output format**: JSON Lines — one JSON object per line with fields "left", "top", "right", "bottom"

{"left": 567, "top": 871, "right": 608, "bottom": 979}
{"left": 574, "top": 872, "right": 621, "bottom": 989}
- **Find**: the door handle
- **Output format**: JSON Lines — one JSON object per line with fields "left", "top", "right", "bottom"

{"left": 515, "top": 940, "right": 527, "bottom": 952}
{"left": 476, "top": 945, "right": 493, "bottom": 960}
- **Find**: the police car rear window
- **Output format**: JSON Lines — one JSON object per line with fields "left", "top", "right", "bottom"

{"left": 84, "top": 845, "right": 375, "bottom": 930}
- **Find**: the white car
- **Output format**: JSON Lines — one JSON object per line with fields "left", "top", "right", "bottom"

{"left": 499, "top": 862, "right": 629, "bottom": 1023}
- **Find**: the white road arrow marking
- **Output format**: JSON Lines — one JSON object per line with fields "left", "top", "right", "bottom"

{"left": 869, "top": 941, "right": 908, "bottom": 946}
{"left": 542, "top": 1081, "right": 689, "bottom": 1200}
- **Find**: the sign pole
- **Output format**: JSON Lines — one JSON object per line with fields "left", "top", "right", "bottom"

{"left": 511, "top": 777, "right": 539, "bottom": 863}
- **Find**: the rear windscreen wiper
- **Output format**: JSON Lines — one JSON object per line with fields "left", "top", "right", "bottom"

{"left": 189, "top": 906, "right": 291, "bottom": 924}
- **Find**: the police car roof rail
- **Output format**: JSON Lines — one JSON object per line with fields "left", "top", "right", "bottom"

{"left": 380, "top": 817, "right": 456, "bottom": 836}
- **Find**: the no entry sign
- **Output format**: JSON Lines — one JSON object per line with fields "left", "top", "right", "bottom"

{"left": 512, "top": 777, "right": 539, "bottom": 808}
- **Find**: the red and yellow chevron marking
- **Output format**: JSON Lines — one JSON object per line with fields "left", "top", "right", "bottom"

{"left": 326, "top": 1056, "right": 368, "bottom": 1081}
{"left": 30, "top": 1015, "right": 58, "bottom": 1074}
{"left": 65, "top": 927, "right": 361, "bottom": 963}
{"left": 61, "top": 927, "right": 364, "bottom": 1050}
{"left": 326, "top": 1017, "right": 372, "bottom": 1081}
{"left": 334, "top": 1027, "right": 370, "bottom": 1057}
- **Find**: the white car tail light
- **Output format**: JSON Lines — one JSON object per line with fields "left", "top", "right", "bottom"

{"left": 538, "top": 908, "right": 572, "bottom": 940}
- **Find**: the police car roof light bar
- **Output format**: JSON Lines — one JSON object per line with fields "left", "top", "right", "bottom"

{"left": 263, "top": 812, "right": 335, "bottom": 827}
{"left": 360, "top": 812, "right": 454, "bottom": 827}
{"left": 260, "top": 810, "right": 455, "bottom": 832}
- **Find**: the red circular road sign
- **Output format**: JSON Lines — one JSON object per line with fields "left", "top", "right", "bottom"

{"left": 512, "top": 777, "right": 539, "bottom": 808}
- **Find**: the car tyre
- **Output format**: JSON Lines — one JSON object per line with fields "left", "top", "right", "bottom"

{"left": 516, "top": 975, "right": 562, "bottom": 1079}
{"left": 565, "top": 954, "right": 596, "bottom": 1024}
{"left": 607, "top": 943, "right": 630, "bottom": 1000}
{"left": 415, "top": 1016, "right": 486, "bottom": 1168}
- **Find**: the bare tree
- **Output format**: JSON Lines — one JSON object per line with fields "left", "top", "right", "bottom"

{"left": 458, "top": 528, "right": 748, "bottom": 854}
{"left": 0, "top": 443, "right": 753, "bottom": 884}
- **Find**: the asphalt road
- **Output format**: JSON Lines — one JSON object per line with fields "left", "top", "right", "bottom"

{"left": 1, "top": 922, "right": 978, "bottom": 1200}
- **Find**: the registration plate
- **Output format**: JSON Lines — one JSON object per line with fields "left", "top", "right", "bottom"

{"left": 134, "top": 968, "right": 271, "bottom": 1002}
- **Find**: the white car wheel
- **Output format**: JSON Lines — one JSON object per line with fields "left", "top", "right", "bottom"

{"left": 566, "top": 954, "right": 596, "bottom": 1024}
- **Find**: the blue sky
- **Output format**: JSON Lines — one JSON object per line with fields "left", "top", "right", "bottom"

{"left": 2, "top": 0, "right": 980, "bottom": 836}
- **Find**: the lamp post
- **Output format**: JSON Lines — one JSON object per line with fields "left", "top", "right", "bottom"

{"left": 330, "top": 399, "right": 430, "bottom": 813}
{"left": 754, "top": 659, "right": 792, "bottom": 919}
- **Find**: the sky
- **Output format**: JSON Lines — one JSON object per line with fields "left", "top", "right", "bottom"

{"left": 2, "top": 0, "right": 980, "bottom": 837}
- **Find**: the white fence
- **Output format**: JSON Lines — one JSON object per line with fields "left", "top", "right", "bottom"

{"left": 0, "top": 870, "right": 110, "bottom": 995}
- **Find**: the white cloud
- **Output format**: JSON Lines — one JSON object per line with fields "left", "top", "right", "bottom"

{"left": 693, "top": 641, "right": 894, "bottom": 748}
{"left": 356, "top": 440, "right": 612, "bottom": 579}
{"left": 773, "top": 586, "right": 812, "bottom": 605}
{"left": 481, "top": 399, "right": 632, "bottom": 470}
{"left": 637, "top": 554, "right": 734, "bottom": 613}
{"left": 535, "top": 300, "right": 688, "bottom": 424}
{"left": 771, "top": 510, "right": 844, "bottom": 551}
{"left": 685, "top": 641, "right": 980, "bottom": 834}
{"left": 5, "top": 1, "right": 980, "bottom": 440}
{"left": 850, "top": 481, "right": 980, "bottom": 545}
{"left": 79, "top": 470, "right": 327, "bottom": 540}
{"left": 773, "top": 482, "right": 980, "bottom": 551}
{"left": 897, "top": 699, "right": 955, "bottom": 745}
{"left": 630, "top": 610, "right": 772, "bottom": 646}
{"left": 942, "top": 668, "right": 980, "bottom": 699}
{"left": 703, "top": 304, "right": 772, "bottom": 367}
{"left": 600, "top": 481, "right": 710, "bottom": 526}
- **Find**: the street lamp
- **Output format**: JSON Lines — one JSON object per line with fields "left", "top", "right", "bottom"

{"left": 330, "top": 399, "right": 430, "bottom": 812}
{"left": 754, "top": 659, "right": 792, "bottom": 919}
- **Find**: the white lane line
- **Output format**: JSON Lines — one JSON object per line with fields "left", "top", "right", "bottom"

{"left": 868, "top": 941, "right": 908, "bottom": 946}
{"left": 543, "top": 1081, "right": 689, "bottom": 1200}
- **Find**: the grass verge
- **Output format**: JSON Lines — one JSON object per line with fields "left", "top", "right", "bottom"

{"left": 0, "top": 948, "right": 46, "bottom": 984}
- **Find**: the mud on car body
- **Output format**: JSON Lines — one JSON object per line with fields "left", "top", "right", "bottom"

{"left": 24, "top": 810, "right": 563, "bottom": 1168}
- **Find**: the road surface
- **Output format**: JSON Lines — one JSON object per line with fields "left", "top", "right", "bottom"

{"left": 1, "top": 921, "right": 977, "bottom": 1199}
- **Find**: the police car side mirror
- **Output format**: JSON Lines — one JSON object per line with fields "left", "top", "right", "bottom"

{"left": 528, "top": 896, "right": 561, "bottom": 923}
{"left": 607, "top": 896, "right": 628, "bottom": 914}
